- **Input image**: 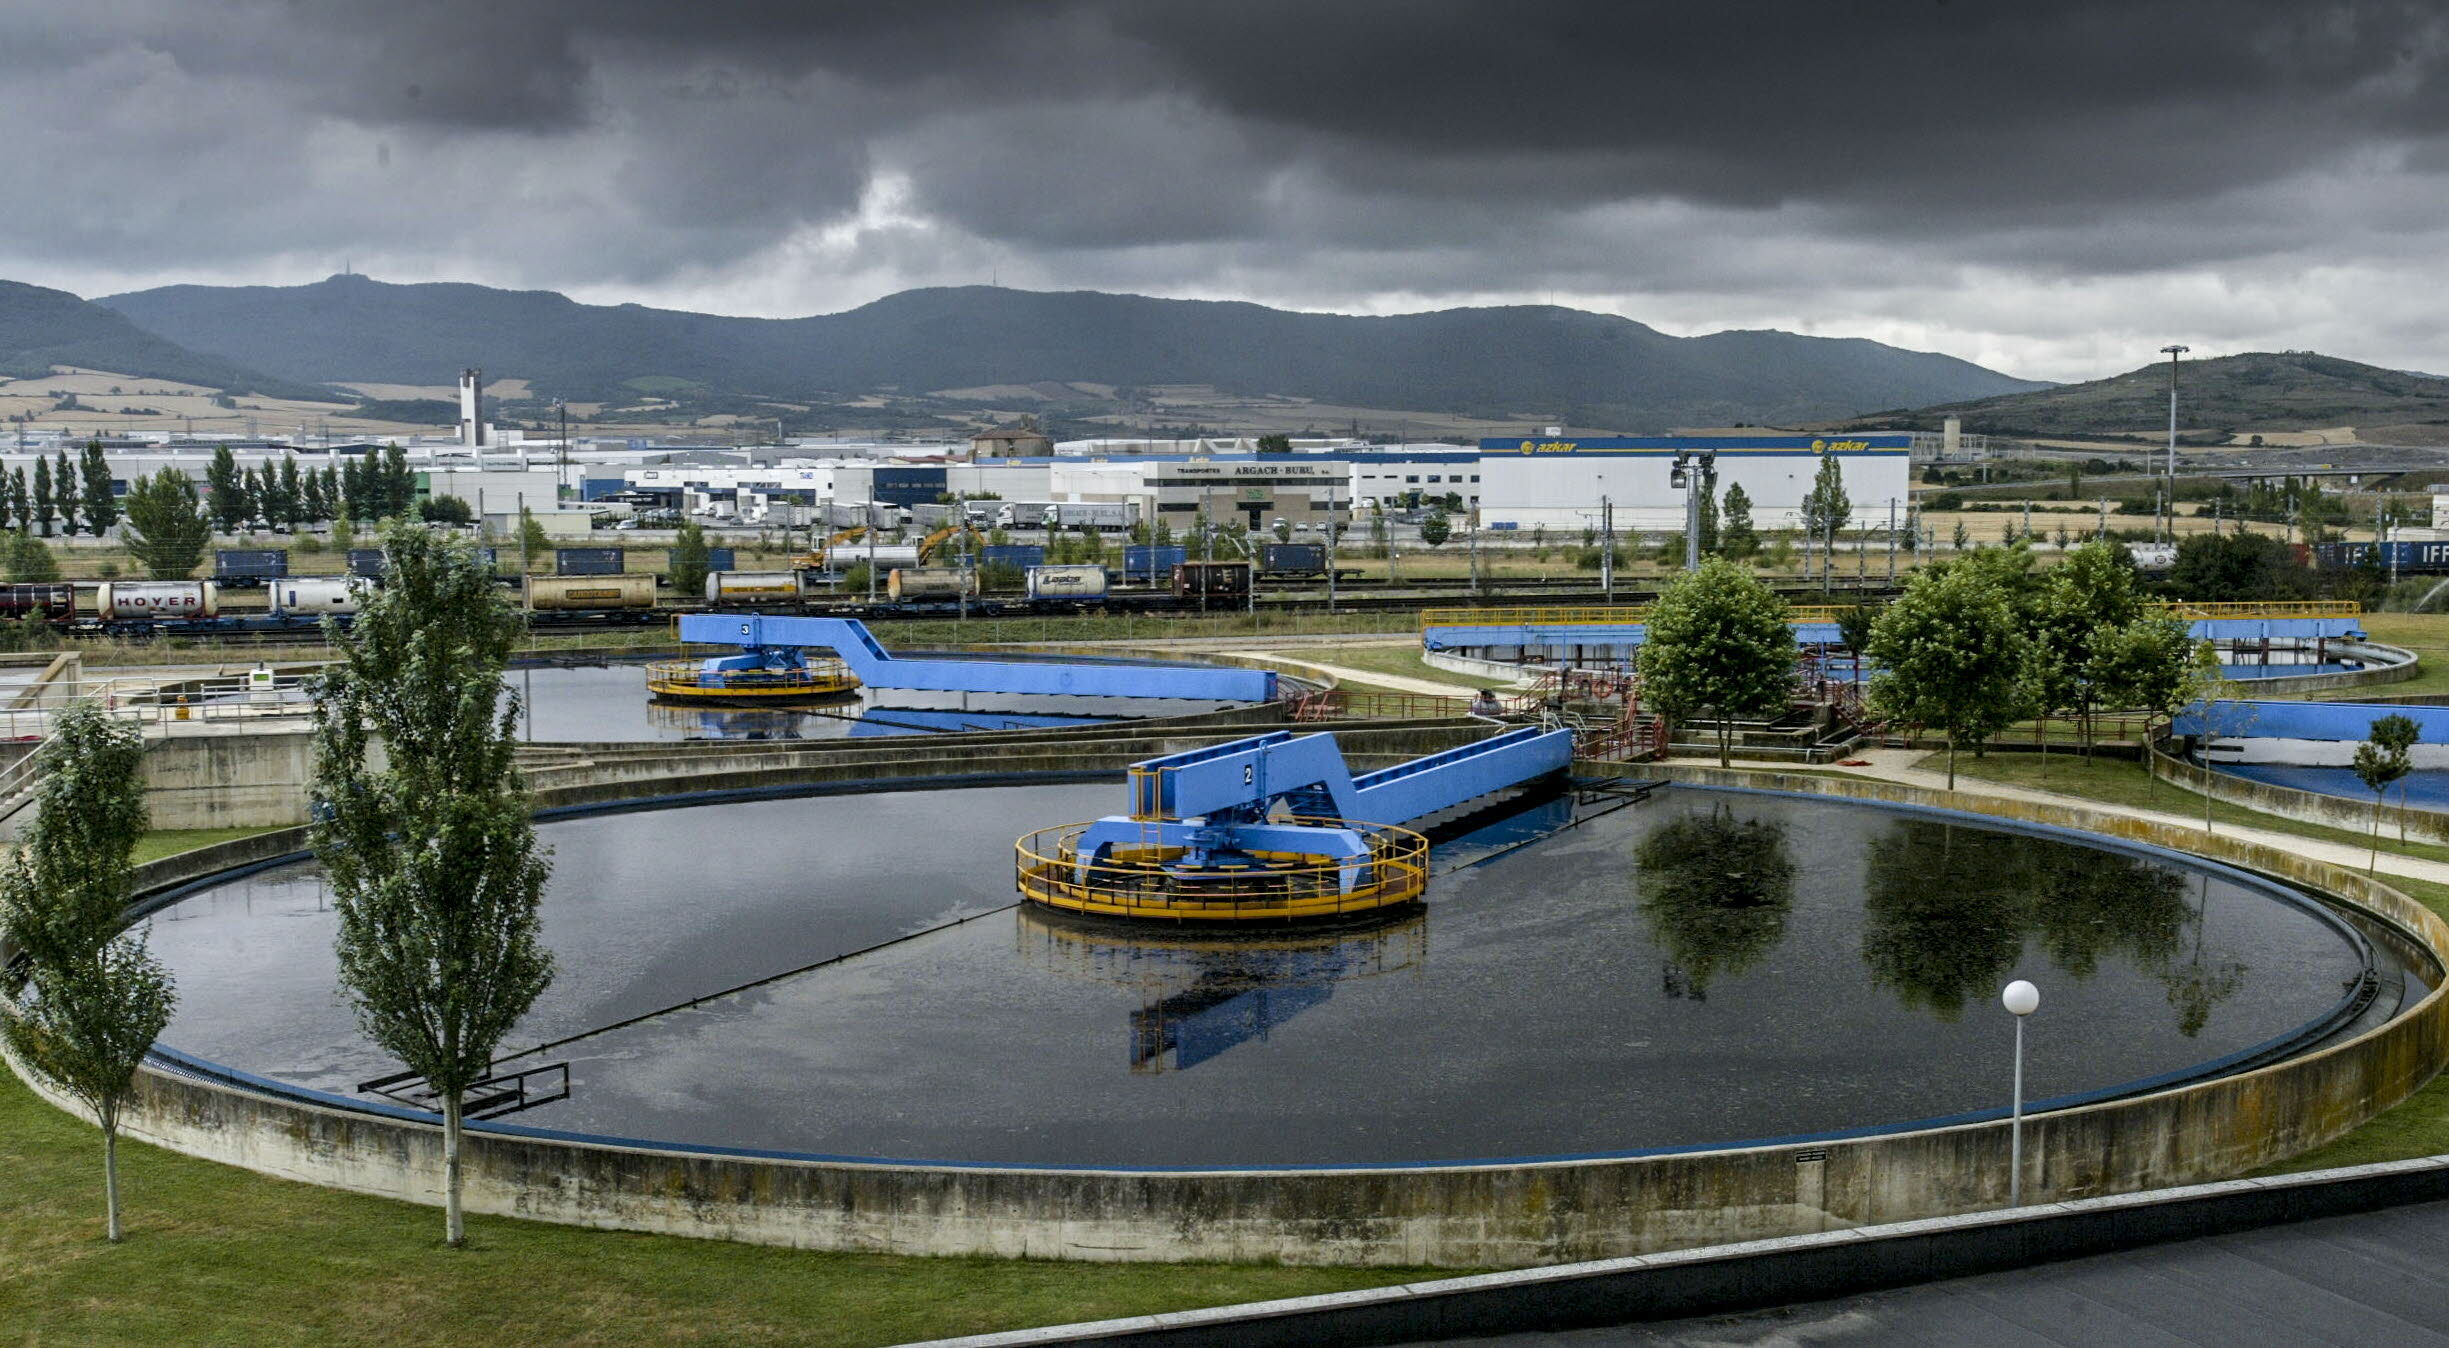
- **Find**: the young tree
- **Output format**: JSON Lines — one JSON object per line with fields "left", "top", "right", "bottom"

{"left": 1418, "top": 509, "right": 1451, "bottom": 548}
{"left": 278, "top": 455, "right": 307, "bottom": 530}
{"left": 312, "top": 522, "right": 554, "bottom": 1248}
{"left": 80, "top": 440, "right": 117, "bottom": 536}
{"left": 418, "top": 495, "right": 474, "bottom": 526}
{"left": 1696, "top": 477, "right": 1721, "bottom": 556}
{"left": 4, "top": 532, "right": 61, "bottom": 582}
{"left": 518, "top": 508, "right": 551, "bottom": 569}
{"left": 122, "top": 469, "right": 212, "bottom": 579}
{"left": 52, "top": 449, "right": 74, "bottom": 533}
{"left": 6, "top": 467, "right": 26, "bottom": 534}
{"left": 0, "top": 704, "right": 173, "bottom": 1243}
{"left": 2090, "top": 613, "right": 2197, "bottom": 751}
{"left": 1634, "top": 557, "right": 1797, "bottom": 766}
{"left": 31, "top": 454, "right": 53, "bottom": 538}
{"left": 1719, "top": 482, "right": 1757, "bottom": 558}
{"left": 668, "top": 518, "right": 712, "bottom": 598}
{"left": 1867, "top": 563, "right": 2031, "bottom": 789}
{"left": 1254, "top": 433, "right": 1293, "bottom": 454}
{"left": 340, "top": 456, "right": 368, "bottom": 520}
{"left": 1799, "top": 454, "right": 1851, "bottom": 582}
{"left": 2354, "top": 713, "right": 2419, "bottom": 872}
{"left": 205, "top": 445, "right": 243, "bottom": 533}
{"left": 382, "top": 443, "right": 414, "bottom": 518}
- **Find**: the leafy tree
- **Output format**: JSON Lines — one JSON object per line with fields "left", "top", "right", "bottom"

{"left": 2029, "top": 541, "right": 2146, "bottom": 755}
{"left": 205, "top": 445, "right": 244, "bottom": 533}
{"left": 1696, "top": 475, "right": 1720, "bottom": 557}
{"left": 1867, "top": 562, "right": 2031, "bottom": 788}
{"left": 1634, "top": 557, "right": 1796, "bottom": 766}
{"left": 1253, "top": 433, "right": 1293, "bottom": 454}
{"left": 2354, "top": 713, "right": 2419, "bottom": 872}
{"left": 53, "top": 449, "right": 74, "bottom": 533}
{"left": 0, "top": 704, "right": 172, "bottom": 1242}
{"left": 31, "top": 454, "right": 52, "bottom": 538}
{"left": 279, "top": 456, "right": 307, "bottom": 530}
{"left": 330, "top": 512, "right": 356, "bottom": 554}
{"left": 2090, "top": 614, "right": 2197, "bottom": 747}
{"left": 122, "top": 469, "right": 211, "bottom": 578}
{"left": 518, "top": 507, "right": 551, "bottom": 568}
{"left": 1718, "top": 482, "right": 1756, "bottom": 558}
{"left": 5, "top": 467, "right": 25, "bottom": 534}
{"left": 1799, "top": 454, "right": 1851, "bottom": 580}
{"left": 1833, "top": 602, "right": 1880, "bottom": 654}
{"left": 340, "top": 456, "right": 368, "bottom": 520}
{"left": 311, "top": 523, "right": 553, "bottom": 1248}
{"left": 79, "top": 440, "right": 117, "bottom": 535}
{"left": 3, "top": 532, "right": 60, "bottom": 582}
{"left": 382, "top": 443, "right": 415, "bottom": 518}
{"left": 2166, "top": 532, "right": 2307, "bottom": 602}
{"left": 418, "top": 495, "right": 474, "bottom": 526}
{"left": 668, "top": 518, "right": 713, "bottom": 597}
{"left": 1418, "top": 509, "right": 1451, "bottom": 548}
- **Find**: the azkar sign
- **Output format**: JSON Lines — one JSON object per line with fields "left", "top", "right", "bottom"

{"left": 1809, "top": 439, "right": 1870, "bottom": 454}
{"left": 1515, "top": 440, "right": 1579, "bottom": 454}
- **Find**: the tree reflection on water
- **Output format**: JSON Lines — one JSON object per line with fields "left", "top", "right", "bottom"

{"left": 1861, "top": 818, "right": 2244, "bottom": 1032}
{"left": 1634, "top": 805, "right": 1797, "bottom": 1000}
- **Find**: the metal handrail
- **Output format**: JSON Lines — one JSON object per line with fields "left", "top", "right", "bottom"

{"left": 1420, "top": 598, "right": 2365, "bottom": 630}
{"left": 1014, "top": 817, "right": 1430, "bottom": 921}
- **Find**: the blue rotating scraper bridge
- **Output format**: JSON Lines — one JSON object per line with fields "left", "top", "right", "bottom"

{"left": 1015, "top": 726, "right": 1575, "bottom": 922}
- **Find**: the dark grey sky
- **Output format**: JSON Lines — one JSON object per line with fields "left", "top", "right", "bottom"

{"left": 8, "top": 0, "right": 2447, "bottom": 380}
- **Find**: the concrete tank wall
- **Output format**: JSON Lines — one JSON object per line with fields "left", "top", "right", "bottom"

{"left": 11, "top": 766, "right": 2446, "bottom": 1268}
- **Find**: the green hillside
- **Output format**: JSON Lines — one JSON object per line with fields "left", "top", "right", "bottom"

{"left": 1851, "top": 351, "right": 2449, "bottom": 438}
{"left": 0, "top": 279, "right": 330, "bottom": 400}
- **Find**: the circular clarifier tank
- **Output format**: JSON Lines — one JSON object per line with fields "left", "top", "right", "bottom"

{"left": 142, "top": 782, "right": 2420, "bottom": 1168}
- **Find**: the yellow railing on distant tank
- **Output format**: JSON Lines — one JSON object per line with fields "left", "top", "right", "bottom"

{"left": 1419, "top": 598, "right": 2364, "bottom": 630}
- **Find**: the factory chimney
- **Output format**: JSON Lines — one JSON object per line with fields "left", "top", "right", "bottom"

{"left": 459, "top": 368, "right": 487, "bottom": 449}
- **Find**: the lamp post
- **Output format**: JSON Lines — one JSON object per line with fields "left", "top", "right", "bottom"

{"left": 1669, "top": 450, "right": 1715, "bottom": 572}
{"left": 2161, "top": 344, "right": 2188, "bottom": 543}
{"left": 2002, "top": 979, "right": 2040, "bottom": 1206}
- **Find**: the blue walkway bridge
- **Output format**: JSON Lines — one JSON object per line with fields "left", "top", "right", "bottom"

{"left": 1016, "top": 726, "right": 1576, "bottom": 922}
{"left": 673, "top": 613, "right": 1276, "bottom": 703}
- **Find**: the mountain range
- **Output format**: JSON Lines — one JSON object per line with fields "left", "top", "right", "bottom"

{"left": 89, "top": 275, "right": 2049, "bottom": 430}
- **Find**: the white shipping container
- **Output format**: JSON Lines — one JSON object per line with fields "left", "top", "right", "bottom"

{"left": 1025, "top": 564, "right": 1110, "bottom": 599}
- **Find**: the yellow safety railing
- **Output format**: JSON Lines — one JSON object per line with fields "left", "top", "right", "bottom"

{"left": 1420, "top": 598, "right": 2364, "bottom": 630}
{"left": 1014, "top": 818, "right": 1429, "bottom": 922}
{"left": 644, "top": 657, "right": 859, "bottom": 699}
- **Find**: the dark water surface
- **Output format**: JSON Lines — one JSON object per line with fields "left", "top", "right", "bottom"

{"left": 506, "top": 662, "right": 1113, "bottom": 741}
{"left": 148, "top": 783, "right": 2382, "bottom": 1167}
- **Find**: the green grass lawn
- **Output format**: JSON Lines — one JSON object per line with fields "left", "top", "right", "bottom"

{"left": 0, "top": 1063, "right": 1425, "bottom": 1346}
{"left": 130, "top": 827, "right": 285, "bottom": 867}
{"left": 1931, "top": 750, "right": 2449, "bottom": 868}
{"left": 2348, "top": 611, "right": 2449, "bottom": 700}
{"left": 1284, "top": 643, "right": 1475, "bottom": 689}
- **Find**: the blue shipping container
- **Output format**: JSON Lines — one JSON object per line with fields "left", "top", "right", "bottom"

{"left": 979, "top": 544, "right": 1046, "bottom": 568}
{"left": 1123, "top": 545, "right": 1188, "bottom": 580}
{"left": 214, "top": 549, "right": 289, "bottom": 579}
{"left": 555, "top": 548, "right": 626, "bottom": 576}
{"left": 580, "top": 477, "right": 628, "bottom": 501}
{"left": 346, "top": 549, "right": 387, "bottom": 578}
{"left": 672, "top": 546, "right": 736, "bottom": 571}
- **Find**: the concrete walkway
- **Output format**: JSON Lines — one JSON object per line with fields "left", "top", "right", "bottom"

{"left": 1684, "top": 747, "right": 2449, "bottom": 888}
{"left": 1226, "top": 651, "right": 1490, "bottom": 699}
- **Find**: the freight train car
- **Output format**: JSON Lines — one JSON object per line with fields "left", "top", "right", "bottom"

{"left": 2312, "top": 540, "right": 2449, "bottom": 574}
{"left": 1173, "top": 560, "right": 1252, "bottom": 600}
{"left": 0, "top": 584, "right": 76, "bottom": 622}
{"left": 522, "top": 573, "right": 659, "bottom": 614}
{"left": 886, "top": 567, "right": 977, "bottom": 602}
{"left": 95, "top": 581, "right": 218, "bottom": 620}
{"left": 703, "top": 570, "right": 815, "bottom": 605}
{"left": 268, "top": 577, "right": 372, "bottom": 616}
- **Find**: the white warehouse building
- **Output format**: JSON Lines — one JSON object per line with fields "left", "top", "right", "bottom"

{"left": 1475, "top": 435, "right": 1916, "bottom": 534}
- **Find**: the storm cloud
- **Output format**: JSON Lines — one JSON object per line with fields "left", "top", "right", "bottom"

{"left": 7, "top": 0, "right": 2449, "bottom": 379}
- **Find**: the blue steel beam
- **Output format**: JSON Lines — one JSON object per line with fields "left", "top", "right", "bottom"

{"left": 676, "top": 613, "right": 1275, "bottom": 701}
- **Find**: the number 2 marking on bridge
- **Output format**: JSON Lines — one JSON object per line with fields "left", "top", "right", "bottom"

{"left": 1244, "top": 765, "right": 1254, "bottom": 785}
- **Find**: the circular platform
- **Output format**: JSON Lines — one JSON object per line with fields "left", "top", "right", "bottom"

{"left": 1014, "top": 817, "right": 1429, "bottom": 922}
{"left": 643, "top": 657, "right": 859, "bottom": 705}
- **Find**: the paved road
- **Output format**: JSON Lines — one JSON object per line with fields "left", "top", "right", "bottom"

{"left": 1435, "top": 1198, "right": 2449, "bottom": 1346}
